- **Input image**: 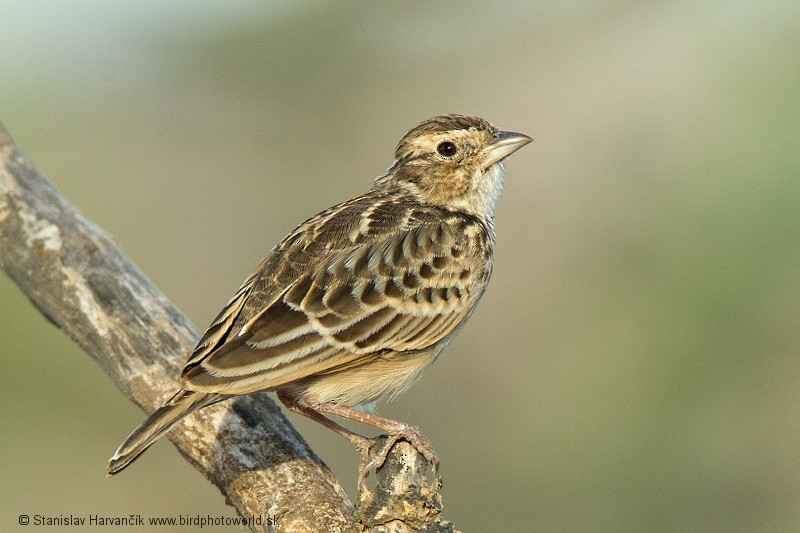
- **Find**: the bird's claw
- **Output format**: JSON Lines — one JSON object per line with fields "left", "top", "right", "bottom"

{"left": 355, "top": 427, "right": 439, "bottom": 491}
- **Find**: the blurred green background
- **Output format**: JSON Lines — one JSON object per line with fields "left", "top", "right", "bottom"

{"left": 2, "top": 1, "right": 799, "bottom": 531}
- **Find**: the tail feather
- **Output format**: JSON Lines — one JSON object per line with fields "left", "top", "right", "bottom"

{"left": 107, "top": 389, "right": 222, "bottom": 476}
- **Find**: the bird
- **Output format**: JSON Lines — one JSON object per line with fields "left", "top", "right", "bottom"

{"left": 107, "top": 114, "right": 531, "bottom": 488}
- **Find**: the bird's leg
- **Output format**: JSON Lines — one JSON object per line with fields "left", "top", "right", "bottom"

{"left": 277, "top": 391, "right": 438, "bottom": 490}
{"left": 277, "top": 391, "right": 376, "bottom": 490}
{"left": 313, "top": 401, "right": 439, "bottom": 476}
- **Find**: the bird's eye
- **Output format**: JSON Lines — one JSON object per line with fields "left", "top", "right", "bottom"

{"left": 436, "top": 142, "right": 457, "bottom": 157}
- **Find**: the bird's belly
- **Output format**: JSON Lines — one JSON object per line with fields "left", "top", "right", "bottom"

{"left": 284, "top": 347, "right": 442, "bottom": 408}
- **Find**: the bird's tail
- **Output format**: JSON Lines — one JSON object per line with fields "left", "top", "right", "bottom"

{"left": 107, "top": 389, "right": 222, "bottom": 476}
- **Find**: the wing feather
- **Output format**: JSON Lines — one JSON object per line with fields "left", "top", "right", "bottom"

{"left": 181, "top": 197, "right": 491, "bottom": 395}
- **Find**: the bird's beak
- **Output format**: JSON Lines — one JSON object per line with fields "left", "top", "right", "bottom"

{"left": 483, "top": 130, "right": 533, "bottom": 168}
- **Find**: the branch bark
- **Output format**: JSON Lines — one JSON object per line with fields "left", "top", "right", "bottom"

{"left": 0, "top": 121, "right": 455, "bottom": 532}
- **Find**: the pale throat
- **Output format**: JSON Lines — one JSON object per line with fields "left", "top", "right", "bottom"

{"left": 446, "top": 162, "right": 505, "bottom": 224}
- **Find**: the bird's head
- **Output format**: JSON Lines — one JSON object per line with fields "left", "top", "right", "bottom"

{"left": 382, "top": 114, "right": 532, "bottom": 222}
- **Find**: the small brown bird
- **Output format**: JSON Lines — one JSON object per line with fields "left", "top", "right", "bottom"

{"left": 107, "top": 114, "right": 531, "bottom": 486}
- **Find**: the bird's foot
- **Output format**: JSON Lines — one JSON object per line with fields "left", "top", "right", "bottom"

{"left": 354, "top": 427, "right": 439, "bottom": 491}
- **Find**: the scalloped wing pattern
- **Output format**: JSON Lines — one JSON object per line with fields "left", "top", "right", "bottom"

{"left": 181, "top": 191, "right": 492, "bottom": 396}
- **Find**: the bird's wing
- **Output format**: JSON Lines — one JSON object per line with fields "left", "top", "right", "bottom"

{"left": 181, "top": 198, "right": 490, "bottom": 395}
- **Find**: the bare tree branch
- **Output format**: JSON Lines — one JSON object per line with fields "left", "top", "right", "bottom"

{"left": 0, "top": 120, "right": 455, "bottom": 533}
